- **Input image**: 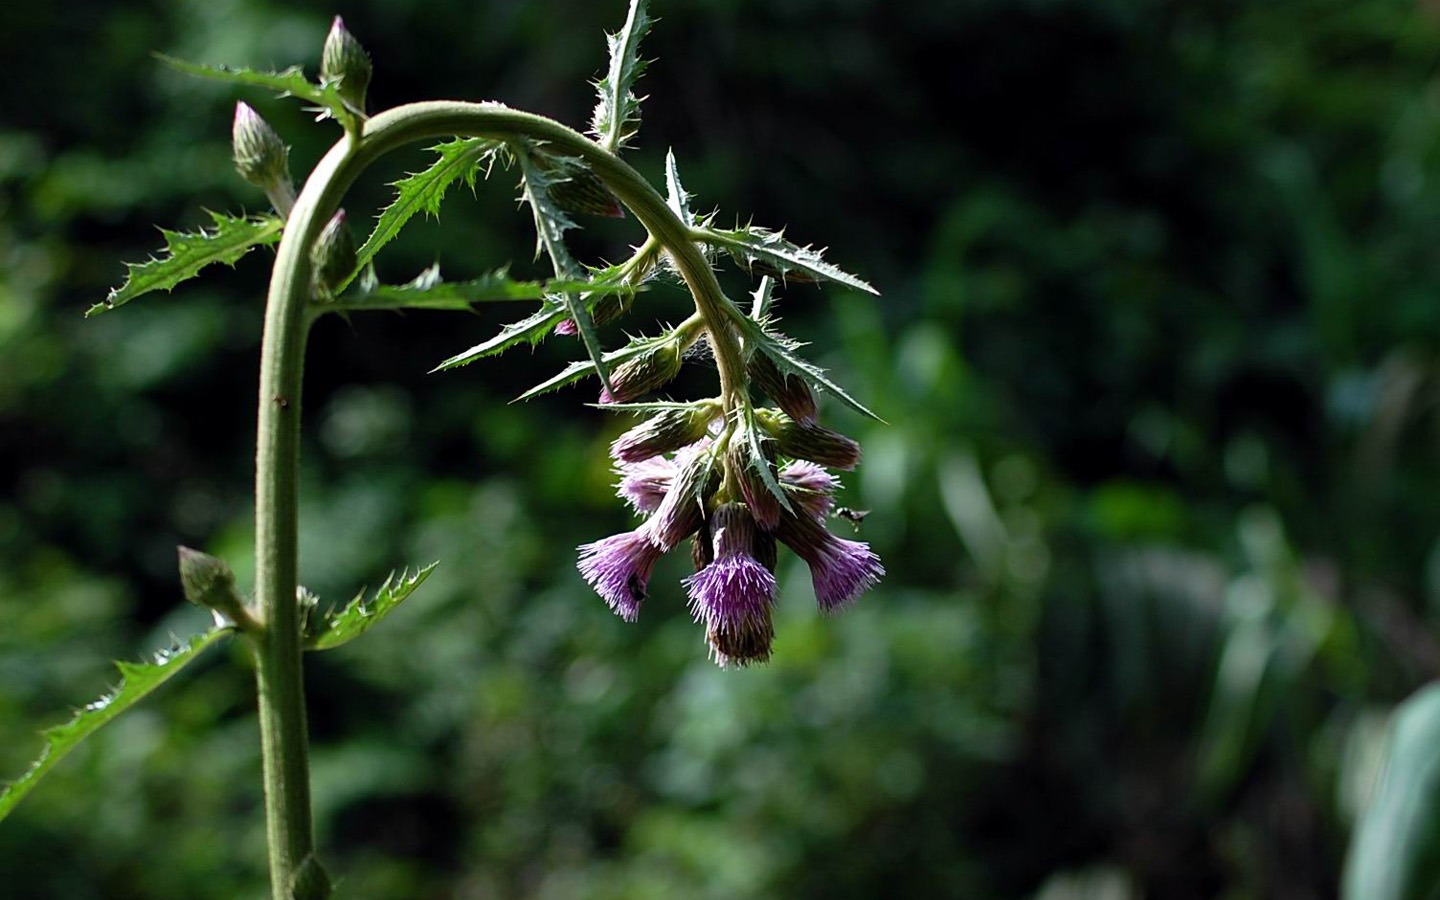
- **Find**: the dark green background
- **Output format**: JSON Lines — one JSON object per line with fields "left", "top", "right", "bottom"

{"left": 3, "top": 0, "right": 1438, "bottom": 897}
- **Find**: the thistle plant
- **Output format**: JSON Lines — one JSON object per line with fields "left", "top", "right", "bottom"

{"left": 1, "top": 4, "right": 882, "bottom": 896}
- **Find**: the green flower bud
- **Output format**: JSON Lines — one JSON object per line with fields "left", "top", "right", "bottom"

{"left": 768, "top": 413, "right": 862, "bottom": 470}
{"left": 726, "top": 438, "right": 782, "bottom": 530}
{"left": 232, "top": 102, "right": 290, "bottom": 191}
{"left": 551, "top": 166, "right": 624, "bottom": 219}
{"left": 600, "top": 340, "right": 685, "bottom": 404}
{"left": 747, "top": 352, "right": 817, "bottom": 423}
{"left": 177, "top": 546, "right": 254, "bottom": 629}
{"left": 310, "top": 209, "right": 356, "bottom": 298}
{"left": 610, "top": 404, "right": 717, "bottom": 464}
{"left": 649, "top": 445, "right": 720, "bottom": 550}
{"left": 321, "top": 16, "right": 372, "bottom": 113}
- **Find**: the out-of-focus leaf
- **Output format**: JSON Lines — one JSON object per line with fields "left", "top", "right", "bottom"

{"left": 1343, "top": 683, "right": 1440, "bottom": 900}
{"left": 0, "top": 627, "right": 232, "bottom": 823}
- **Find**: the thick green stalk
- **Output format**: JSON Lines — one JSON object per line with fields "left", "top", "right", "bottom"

{"left": 250, "top": 101, "right": 746, "bottom": 900}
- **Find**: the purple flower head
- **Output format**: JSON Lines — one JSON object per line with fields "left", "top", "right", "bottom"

{"left": 683, "top": 504, "right": 777, "bottom": 667}
{"left": 776, "top": 507, "right": 884, "bottom": 611}
{"left": 577, "top": 526, "right": 664, "bottom": 622}
{"left": 779, "top": 460, "right": 840, "bottom": 521}
{"left": 616, "top": 456, "right": 677, "bottom": 514}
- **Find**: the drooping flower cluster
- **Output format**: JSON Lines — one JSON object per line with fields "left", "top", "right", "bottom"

{"left": 576, "top": 348, "right": 884, "bottom": 667}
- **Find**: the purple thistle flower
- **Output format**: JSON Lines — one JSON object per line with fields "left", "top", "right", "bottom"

{"left": 780, "top": 460, "right": 840, "bottom": 521}
{"left": 776, "top": 507, "right": 884, "bottom": 611}
{"left": 555, "top": 318, "right": 578, "bottom": 336}
{"left": 616, "top": 456, "right": 677, "bottom": 514}
{"left": 684, "top": 504, "right": 777, "bottom": 666}
{"left": 577, "top": 526, "right": 664, "bottom": 622}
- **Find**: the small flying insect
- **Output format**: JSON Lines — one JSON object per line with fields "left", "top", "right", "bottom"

{"left": 834, "top": 507, "right": 870, "bottom": 532}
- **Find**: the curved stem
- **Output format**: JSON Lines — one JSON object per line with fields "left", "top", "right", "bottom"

{"left": 251, "top": 101, "right": 747, "bottom": 900}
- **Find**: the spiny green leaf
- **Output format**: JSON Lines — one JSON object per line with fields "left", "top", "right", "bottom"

{"left": 306, "top": 564, "right": 438, "bottom": 651}
{"left": 0, "top": 627, "right": 232, "bottom": 823}
{"left": 516, "top": 330, "right": 671, "bottom": 402}
{"left": 751, "top": 275, "right": 776, "bottom": 320}
{"left": 699, "top": 224, "right": 879, "bottom": 295}
{"left": 93, "top": 210, "right": 283, "bottom": 316}
{"left": 739, "top": 318, "right": 883, "bottom": 422}
{"left": 665, "top": 148, "right": 693, "bottom": 223}
{"left": 351, "top": 138, "right": 505, "bottom": 288}
{"left": 591, "top": 0, "right": 654, "bottom": 153}
{"left": 431, "top": 302, "right": 570, "bottom": 371}
{"left": 740, "top": 403, "right": 791, "bottom": 508}
{"left": 333, "top": 265, "right": 632, "bottom": 313}
{"left": 514, "top": 145, "right": 615, "bottom": 397}
{"left": 155, "top": 54, "right": 360, "bottom": 133}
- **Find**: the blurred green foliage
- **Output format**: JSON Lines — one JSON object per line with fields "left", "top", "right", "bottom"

{"left": 4, "top": 0, "right": 1440, "bottom": 897}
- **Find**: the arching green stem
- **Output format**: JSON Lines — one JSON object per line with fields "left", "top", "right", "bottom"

{"left": 251, "top": 101, "right": 749, "bottom": 899}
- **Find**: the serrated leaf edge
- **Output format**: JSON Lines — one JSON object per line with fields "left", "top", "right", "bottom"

{"left": 0, "top": 627, "right": 232, "bottom": 823}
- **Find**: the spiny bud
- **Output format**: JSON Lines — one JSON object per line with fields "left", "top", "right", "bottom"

{"left": 557, "top": 293, "right": 631, "bottom": 336}
{"left": 748, "top": 352, "right": 817, "bottom": 423}
{"left": 178, "top": 547, "right": 255, "bottom": 630}
{"left": 769, "top": 415, "right": 862, "bottom": 470}
{"left": 610, "top": 405, "right": 717, "bottom": 464}
{"left": 321, "top": 16, "right": 372, "bottom": 113}
{"left": 600, "top": 340, "right": 685, "bottom": 404}
{"left": 551, "top": 166, "right": 625, "bottom": 219}
{"left": 649, "top": 446, "right": 720, "bottom": 550}
{"left": 232, "top": 102, "right": 290, "bottom": 192}
{"left": 310, "top": 209, "right": 356, "bottom": 298}
{"left": 726, "top": 439, "right": 782, "bottom": 530}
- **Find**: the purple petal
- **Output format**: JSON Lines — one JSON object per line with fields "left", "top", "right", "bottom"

{"left": 776, "top": 509, "right": 884, "bottom": 611}
{"left": 616, "top": 456, "right": 677, "bottom": 514}
{"left": 780, "top": 460, "right": 839, "bottom": 521}
{"left": 576, "top": 528, "right": 663, "bottom": 621}
{"left": 683, "top": 554, "right": 776, "bottom": 667}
